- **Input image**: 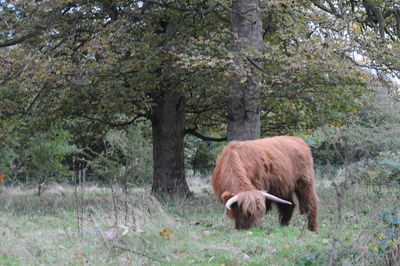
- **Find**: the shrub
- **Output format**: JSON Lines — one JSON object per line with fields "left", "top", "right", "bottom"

{"left": 368, "top": 209, "right": 400, "bottom": 265}
{"left": 89, "top": 125, "right": 153, "bottom": 187}
{"left": 307, "top": 89, "right": 400, "bottom": 165}
{"left": 185, "top": 137, "right": 225, "bottom": 176}
{"left": 0, "top": 145, "right": 18, "bottom": 183}
{"left": 22, "top": 130, "right": 78, "bottom": 195}
{"left": 350, "top": 152, "right": 400, "bottom": 186}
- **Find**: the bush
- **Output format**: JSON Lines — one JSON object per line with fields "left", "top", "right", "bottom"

{"left": 89, "top": 124, "right": 153, "bottom": 187}
{"left": 185, "top": 137, "right": 225, "bottom": 176}
{"left": 22, "top": 130, "right": 78, "bottom": 193}
{"left": 0, "top": 145, "right": 18, "bottom": 183}
{"left": 0, "top": 119, "right": 26, "bottom": 184}
{"left": 307, "top": 89, "right": 400, "bottom": 165}
{"left": 0, "top": 119, "right": 78, "bottom": 188}
{"left": 349, "top": 152, "right": 400, "bottom": 186}
{"left": 368, "top": 209, "right": 399, "bottom": 265}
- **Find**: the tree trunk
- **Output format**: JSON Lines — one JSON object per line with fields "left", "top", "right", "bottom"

{"left": 151, "top": 90, "right": 191, "bottom": 199}
{"left": 227, "top": 0, "right": 264, "bottom": 141}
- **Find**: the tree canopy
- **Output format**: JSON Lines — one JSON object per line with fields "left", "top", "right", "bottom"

{"left": 0, "top": 0, "right": 398, "bottom": 197}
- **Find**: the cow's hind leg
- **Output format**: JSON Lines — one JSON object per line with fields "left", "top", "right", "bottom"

{"left": 295, "top": 178, "right": 318, "bottom": 232}
{"left": 277, "top": 202, "right": 295, "bottom": 226}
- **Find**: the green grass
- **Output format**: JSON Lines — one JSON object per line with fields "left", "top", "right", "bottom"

{"left": 0, "top": 180, "right": 398, "bottom": 265}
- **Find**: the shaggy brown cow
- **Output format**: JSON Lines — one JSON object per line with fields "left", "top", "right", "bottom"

{"left": 211, "top": 136, "right": 318, "bottom": 231}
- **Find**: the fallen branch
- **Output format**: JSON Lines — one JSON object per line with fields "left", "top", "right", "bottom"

{"left": 112, "top": 244, "right": 163, "bottom": 263}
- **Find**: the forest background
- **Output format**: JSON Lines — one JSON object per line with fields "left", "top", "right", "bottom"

{"left": 0, "top": 0, "right": 399, "bottom": 265}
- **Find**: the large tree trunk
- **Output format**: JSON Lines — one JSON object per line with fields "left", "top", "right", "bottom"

{"left": 151, "top": 90, "right": 191, "bottom": 199}
{"left": 227, "top": 0, "right": 264, "bottom": 141}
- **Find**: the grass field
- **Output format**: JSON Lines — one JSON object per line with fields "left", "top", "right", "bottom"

{"left": 0, "top": 178, "right": 398, "bottom": 265}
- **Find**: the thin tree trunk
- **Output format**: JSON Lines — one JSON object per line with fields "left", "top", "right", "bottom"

{"left": 151, "top": 90, "right": 191, "bottom": 199}
{"left": 228, "top": 0, "right": 264, "bottom": 141}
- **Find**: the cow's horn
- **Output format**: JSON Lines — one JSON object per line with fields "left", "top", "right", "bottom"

{"left": 260, "top": 191, "right": 292, "bottom": 205}
{"left": 225, "top": 195, "right": 239, "bottom": 210}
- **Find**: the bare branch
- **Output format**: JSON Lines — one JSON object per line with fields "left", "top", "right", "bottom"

{"left": 113, "top": 245, "right": 163, "bottom": 263}
{"left": 362, "top": 0, "right": 386, "bottom": 39}
{"left": 185, "top": 128, "right": 226, "bottom": 142}
{"left": 0, "top": 4, "right": 64, "bottom": 48}
{"left": 246, "top": 57, "right": 267, "bottom": 74}
{"left": 80, "top": 114, "right": 147, "bottom": 127}
{"left": 311, "top": 0, "right": 343, "bottom": 18}
{"left": 0, "top": 29, "right": 42, "bottom": 48}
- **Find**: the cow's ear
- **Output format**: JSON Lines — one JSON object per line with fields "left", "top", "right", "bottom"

{"left": 221, "top": 191, "right": 235, "bottom": 203}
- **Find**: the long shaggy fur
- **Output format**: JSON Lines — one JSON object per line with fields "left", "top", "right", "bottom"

{"left": 212, "top": 136, "right": 318, "bottom": 231}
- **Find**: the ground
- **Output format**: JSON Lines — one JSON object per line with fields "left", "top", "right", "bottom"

{"left": 0, "top": 178, "right": 398, "bottom": 265}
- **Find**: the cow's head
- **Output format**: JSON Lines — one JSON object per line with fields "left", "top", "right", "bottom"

{"left": 222, "top": 190, "right": 292, "bottom": 230}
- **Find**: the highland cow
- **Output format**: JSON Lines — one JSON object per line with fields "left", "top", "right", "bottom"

{"left": 211, "top": 136, "right": 318, "bottom": 231}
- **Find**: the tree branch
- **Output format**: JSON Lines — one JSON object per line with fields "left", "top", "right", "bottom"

{"left": 80, "top": 114, "right": 147, "bottom": 127}
{"left": 362, "top": 0, "right": 386, "bottom": 39}
{"left": 310, "top": 0, "right": 343, "bottom": 18}
{"left": 0, "top": 4, "right": 65, "bottom": 48}
{"left": 185, "top": 128, "right": 226, "bottom": 142}
{"left": 246, "top": 57, "right": 267, "bottom": 74}
{"left": 0, "top": 29, "right": 42, "bottom": 48}
{"left": 23, "top": 85, "right": 48, "bottom": 117}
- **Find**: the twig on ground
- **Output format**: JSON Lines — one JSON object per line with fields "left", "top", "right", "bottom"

{"left": 23, "top": 247, "right": 34, "bottom": 257}
{"left": 62, "top": 223, "right": 73, "bottom": 242}
{"left": 113, "top": 244, "right": 163, "bottom": 263}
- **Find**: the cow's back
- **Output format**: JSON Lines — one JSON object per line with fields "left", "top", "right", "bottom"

{"left": 212, "top": 136, "right": 314, "bottom": 198}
